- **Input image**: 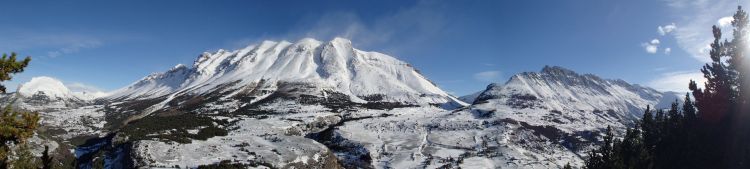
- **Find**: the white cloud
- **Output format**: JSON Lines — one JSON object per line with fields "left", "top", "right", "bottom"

{"left": 644, "top": 44, "right": 658, "bottom": 53}
{"left": 651, "top": 39, "right": 661, "bottom": 44}
{"left": 665, "top": 48, "right": 672, "bottom": 55}
{"left": 658, "top": 23, "right": 677, "bottom": 36}
{"left": 648, "top": 71, "right": 707, "bottom": 93}
{"left": 473, "top": 71, "right": 502, "bottom": 82}
{"left": 642, "top": 39, "right": 661, "bottom": 54}
{"left": 718, "top": 16, "right": 734, "bottom": 27}
{"left": 662, "top": 0, "right": 744, "bottom": 63}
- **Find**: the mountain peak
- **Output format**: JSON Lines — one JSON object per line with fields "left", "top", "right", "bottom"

{"left": 16, "top": 76, "right": 104, "bottom": 101}
{"left": 540, "top": 65, "right": 579, "bottom": 76}
{"left": 473, "top": 65, "right": 664, "bottom": 119}
{"left": 18, "top": 76, "right": 71, "bottom": 98}
{"left": 107, "top": 37, "right": 461, "bottom": 108}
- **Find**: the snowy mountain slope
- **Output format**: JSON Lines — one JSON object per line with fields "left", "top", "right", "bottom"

{"left": 0, "top": 76, "right": 105, "bottom": 111}
{"left": 474, "top": 66, "right": 665, "bottom": 123}
{"left": 106, "top": 38, "right": 462, "bottom": 106}
{"left": 53, "top": 38, "right": 467, "bottom": 168}
{"left": 450, "top": 66, "right": 678, "bottom": 167}
{"left": 19, "top": 76, "right": 106, "bottom": 101}
{"left": 120, "top": 65, "right": 677, "bottom": 168}
{"left": 18, "top": 76, "right": 73, "bottom": 99}
{"left": 101, "top": 38, "right": 466, "bottom": 128}
{"left": 333, "top": 107, "right": 583, "bottom": 168}
{"left": 0, "top": 77, "right": 109, "bottom": 160}
{"left": 98, "top": 38, "right": 466, "bottom": 131}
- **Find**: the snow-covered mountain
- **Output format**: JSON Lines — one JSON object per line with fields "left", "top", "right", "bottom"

{"left": 0, "top": 77, "right": 108, "bottom": 149}
{"left": 100, "top": 38, "right": 465, "bottom": 128}
{"left": 452, "top": 66, "right": 678, "bottom": 166}
{"left": 474, "top": 66, "right": 666, "bottom": 125}
{"left": 13, "top": 38, "right": 687, "bottom": 169}
{"left": 19, "top": 76, "right": 107, "bottom": 100}
{"left": 0, "top": 76, "right": 104, "bottom": 111}
{"left": 325, "top": 66, "right": 682, "bottom": 168}
{"left": 107, "top": 38, "right": 462, "bottom": 105}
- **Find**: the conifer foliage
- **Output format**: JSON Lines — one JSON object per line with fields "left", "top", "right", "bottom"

{"left": 0, "top": 53, "right": 30, "bottom": 93}
{"left": 0, "top": 52, "right": 38, "bottom": 169}
{"left": 585, "top": 6, "right": 750, "bottom": 169}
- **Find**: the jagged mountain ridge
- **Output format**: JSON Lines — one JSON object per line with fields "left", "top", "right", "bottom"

{"left": 106, "top": 38, "right": 464, "bottom": 113}
{"left": 468, "top": 65, "right": 682, "bottom": 134}
{"left": 474, "top": 66, "right": 665, "bottom": 121}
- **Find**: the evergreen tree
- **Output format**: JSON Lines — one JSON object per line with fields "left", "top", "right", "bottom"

{"left": 640, "top": 106, "right": 656, "bottom": 153}
{"left": 585, "top": 126, "right": 616, "bottom": 169}
{"left": 682, "top": 94, "right": 697, "bottom": 124}
{"left": 0, "top": 53, "right": 30, "bottom": 93}
{"left": 0, "top": 52, "right": 36, "bottom": 169}
{"left": 689, "top": 5, "right": 748, "bottom": 168}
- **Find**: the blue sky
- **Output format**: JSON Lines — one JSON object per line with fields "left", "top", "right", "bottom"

{"left": 0, "top": 0, "right": 742, "bottom": 95}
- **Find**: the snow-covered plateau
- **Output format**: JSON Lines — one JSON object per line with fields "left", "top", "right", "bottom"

{"left": 1, "top": 38, "right": 684, "bottom": 169}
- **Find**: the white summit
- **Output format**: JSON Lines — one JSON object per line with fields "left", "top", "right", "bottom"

{"left": 17, "top": 76, "right": 104, "bottom": 101}
{"left": 107, "top": 37, "right": 464, "bottom": 107}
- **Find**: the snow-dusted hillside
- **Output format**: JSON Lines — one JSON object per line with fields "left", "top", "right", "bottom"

{"left": 112, "top": 64, "right": 677, "bottom": 168}
{"left": 323, "top": 66, "right": 683, "bottom": 168}
{"left": 106, "top": 38, "right": 464, "bottom": 109}
{"left": 474, "top": 66, "right": 666, "bottom": 127}
{"left": 0, "top": 77, "right": 109, "bottom": 160}
{"left": 0, "top": 76, "right": 105, "bottom": 111}
{"left": 457, "top": 66, "right": 677, "bottom": 166}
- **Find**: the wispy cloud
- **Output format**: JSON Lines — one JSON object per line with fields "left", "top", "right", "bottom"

{"left": 47, "top": 39, "right": 102, "bottom": 58}
{"left": 648, "top": 71, "right": 707, "bottom": 93}
{"left": 662, "top": 0, "right": 743, "bottom": 63}
{"left": 0, "top": 31, "right": 103, "bottom": 58}
{"left": 473, "top": 70, "right": 502, "bottom": 82}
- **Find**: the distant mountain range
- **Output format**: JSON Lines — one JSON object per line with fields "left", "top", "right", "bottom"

{"left": 3, "top": 38, "right": 683, "bottom": 169}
